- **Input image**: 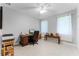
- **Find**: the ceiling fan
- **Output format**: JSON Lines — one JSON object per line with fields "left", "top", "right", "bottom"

{"left": 1, "top": 3, "right": 51, "bottom": 9}
{"left": 1, "top": 3, "right": 52, "bottom": 14}
{"left": 22, "top": 3, "right": 51, "bottom": 14}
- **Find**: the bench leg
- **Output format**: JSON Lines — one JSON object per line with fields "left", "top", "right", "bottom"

{"left": 58, "top": 37, "right": 60, "bottom": 44}
{"left": 44, "top": 36, "right": 47, "bottom": 40}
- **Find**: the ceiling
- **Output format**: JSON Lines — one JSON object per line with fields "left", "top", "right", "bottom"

{"left": 1, "top": 3, "right": 79, "bottom": 19}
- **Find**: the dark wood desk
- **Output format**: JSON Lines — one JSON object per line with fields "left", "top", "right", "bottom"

{"left": 19, "top": 34, "right": 33, "bottom": 46}
{"left": 44, "top": 33, "right": 60, "bottom": 44}
{"left": 20, "top": 35, "right": 29, "bottom": 46}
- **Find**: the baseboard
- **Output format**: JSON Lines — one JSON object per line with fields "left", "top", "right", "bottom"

{"left": 61, "top": 40, "right": 77, "bottom": 48}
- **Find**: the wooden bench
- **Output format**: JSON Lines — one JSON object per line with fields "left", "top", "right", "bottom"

{"left": 44, "top": 33, "right": 60, "bottom": 44}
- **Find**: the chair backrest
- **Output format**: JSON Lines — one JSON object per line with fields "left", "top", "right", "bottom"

{"left": 33, "top": 31, "right": 39, "bottom": 42}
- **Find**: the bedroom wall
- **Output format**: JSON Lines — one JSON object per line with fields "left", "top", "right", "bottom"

{"left": 77, "top": 7, "right": 79, "bottom": 48}
{"left": 3, "top": 7, "right": 40, "bottom": 44}
{"left": 1, "top": 6, "right": 77, "bottom": 45}
{"left": 47, "top": 15, "right": 57, "bottom": 33}
{"left": 41, "top": 15, "right": 57, "bottom": 33}
{"left": 45, "top": 10, "right": 77, "bottom": 43}
{"left": 56, "top": 10, "right": 77, "bottom": 43}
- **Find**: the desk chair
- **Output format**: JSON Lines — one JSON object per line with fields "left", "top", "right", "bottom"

{"left": 29, "top": 31, "right": 39, "bottom": 45}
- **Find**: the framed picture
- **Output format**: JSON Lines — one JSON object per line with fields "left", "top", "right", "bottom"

{"left": 0, "top": 7, "right": 2, "bottom": 29}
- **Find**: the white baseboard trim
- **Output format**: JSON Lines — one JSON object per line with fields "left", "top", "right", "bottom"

{"left": 61, "top": 40, "right": 78, "bottom": 48}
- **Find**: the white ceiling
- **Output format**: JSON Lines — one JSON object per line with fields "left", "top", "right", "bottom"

{"left": 2, "top": 3, "right": 79, "bottom": 19}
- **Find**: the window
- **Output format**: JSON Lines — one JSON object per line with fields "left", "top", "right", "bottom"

{"left": 57, "top": 14, "right": 72, "bottom": 35}
{"left": 41, "top": 20, "right": 48, "bottom": 33}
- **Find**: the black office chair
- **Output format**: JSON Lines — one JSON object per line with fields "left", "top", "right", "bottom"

{"left": 28, "top": 31, "right": 39, "bottom": 45}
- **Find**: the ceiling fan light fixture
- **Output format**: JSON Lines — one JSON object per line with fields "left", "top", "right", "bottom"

{"left": 36, "top": 3, "right": 49, "bottom": 14}
{"left": 40, "top": 9, "right": 47, "bottom": 14}
{"left": 39, "top": 6, "right": 47, "bottom": 14}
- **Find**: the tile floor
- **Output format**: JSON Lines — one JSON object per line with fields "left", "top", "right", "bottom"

{"left": 14, "top": 39, "right": 79, "bottom": 56}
